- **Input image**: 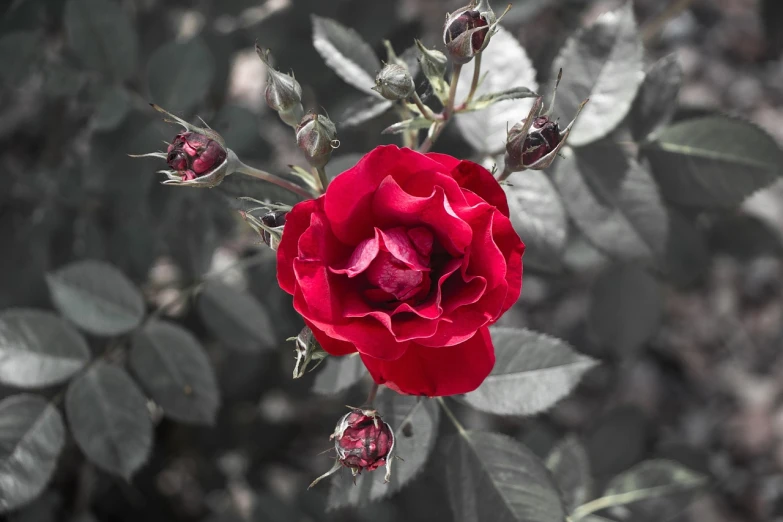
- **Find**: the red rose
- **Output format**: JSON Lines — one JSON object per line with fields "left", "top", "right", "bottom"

{"left": 277, "top": 146, "right": 525, "bottom": 396}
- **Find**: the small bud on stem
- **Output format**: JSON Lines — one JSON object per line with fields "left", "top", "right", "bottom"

{"left": 257, "top": 45, "right": 305, "bottom": 128}
{"left": 296, "top": 112, "right": 338, "bottom": 170}
{"left": 373, "top": 63, "right": 415, "bottom": 101}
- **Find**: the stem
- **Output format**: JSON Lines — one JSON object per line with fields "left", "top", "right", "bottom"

{"left": 234, "top": 158, "right": 314, "bottom": 200}
{"left": 409, "top": 91, "right": 439, "bottom": 121}
{"left": 418, "top": 64, "right": 462, "bottom": 153}
{"left": 465, "top": 54, "right": 482, "bottom": 106}
{"left": 365, "top": 382, "right": 380, "bottom": 407}
{"left": 497, "top": 164, "right": 514, "bottom": 182}
{"left": 444, "top": 63, "right": 462, "bottom": 120}
{"left": 394, "top": 103, "right": 416, "bottom": 149}
{"left": 150, "top": 250, "right": 269, "bottom": 320}
{"left": 315, "top": 166, "right": 329, "bottom": 193}
{"left": 436, "top": 397, "right": 467, "bottom": 436}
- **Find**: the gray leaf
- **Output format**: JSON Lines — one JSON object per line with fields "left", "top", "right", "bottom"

{"left": 455, "top": 27, "right": 538, "bottom": 154}
{"left": 197, "top": 281, "right": 276, "bottom": 352}
{"left": 445, "top": 431, "right": 566, "bottom": 522}
{"left": 66, "top": 363, "right": 152, "bottom": 479}
{"left": 0, "top": 309, "right": 90, "bottom": 389}
{"left": 0, "top": 395, "right": 64, "bottom": 514}
{"left": 339, "top": 96, "right": 393, "bottom": 128}
{"left": 0, "top": 31, "right": 39, "bottom": 86}
{"left": 327, "top": 391, "right": 440, "bottom": 508}
{"left": 546, "top": 435, "right": 592, "bottom": 513}
{"left": 64, "top": 0, "right": 138, "bottom": 81}
{"left": 147, "top": 37, "right": 214, "bottom": 114}
{"left": 630, "top": 54, "right": 683, "bottom": 141}
{"left": 642, "top": 116, "right": 783, "bottom": 208}
{"left": 46, "top": 260, "right": 145, "bottom": 336}
{"left": 552, "top": 142, "right": 669, "bottom": 265}
{"left": 312, "top": 15, "right": 381, "bottom": 97}
{"left": 312, "top": 355, "right": 366, "bottom": 395}
{"left": 571, "top": 460, "right": 706, "bottom": 521}
{"left": 553, "top": 4, "right": 644, "bottom": 147}
{"left": 588, "top": 264, "right": 661, "bottom": 356}
{"left": 503, "top": 165, "right": 568, "bottom": 272}
{"left": 130, "top": 321, "right": 220, "bottom": 425}
{"left": 464, "top": 327, "right": 598, "bottom": 416}
{"left": 93, "top": 86, "right": 131, "bottom": 132}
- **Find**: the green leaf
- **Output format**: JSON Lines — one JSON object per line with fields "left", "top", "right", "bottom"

{"left": 0, "top": 31, "right": 39, "bottom": 86}
{"left": 553, "top": 3, "right": 644, "bottom": 146}
{"left": 552, "top": 141, "right": 668, "bottom": 265}
{"left": 65, "top": 362, "right": 152, "bottom": 479}
{"left": 92, "top": 85, "right": 130, "bottom": 132}
{"left": 588, "top": 264, "right": 661, "bottom": 356}
{"left": 327, "top": 391, "right": 440, "bottom": 508}
{"left": 64, "top": 0, "right": 138, "bottom": 81}
{"left": 445, "top": 431, "right": 566, "bottom": 522}
{"left": 147, "top": 37, "right": 214, "bottom": 114}
{"left": 546, "top": 435, "right": 592, "bottom": 513}
{"left": 0, "top": 395, "right": 65, "bottom": 514}
{"left": 464, "top": 327, "right": 598, "bottom": 416}
{"left": 130, "top": 321, "right": 220, "bottom": 425}
{"left": 46, "top": 260, "right": 145, "bottom": 336}
{"left": 197, "top": 280, "right": 276, "bottom": 352}
{"left": 642, "top": 116, "right": 783, "bottom": 208}
{"left": 630, "top": 54, "right": 683, "bottom": 141}
{"left": 0, "top": 309, "right": 90, "bottom": 389}
{"left": 311, "top": 15, "right": 381, "bottom": 97}
{"left": 466, "top": 87, "right": 539, "bottom": 112}
{"left": 455, "top": 27, "right": 538, "bottom": 154}
{"left": 503, "top": 167, "right": 568, "bottom": 272}
{"left": 312, "top": 354, "right": 366, "bottom": 395}
{"left": 571, "top": 460, "right": 707, "bottom": 521}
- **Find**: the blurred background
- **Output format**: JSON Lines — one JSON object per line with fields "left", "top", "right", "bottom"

{"left": 3, "top": 0, "right": 783, "bottom": 520}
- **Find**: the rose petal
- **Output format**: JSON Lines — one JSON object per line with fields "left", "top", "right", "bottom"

{"left": 425, "top": 152, "right": 462, "bottom": 171}
{"left": 491, "top": 212, "right": 525, "bottom": 314}
{"left": 277, "top": 198, "right": 324, "bottom": 294}
{"left": 449, "top": 160, "right": 510, "bottom": 217}
{"left": 305, "top": 320, "right": 356, "bottom": 356}
{"left": 324, "top": 145, "right": 449, "bottom": 245}
{"left": 361, "top": 328, "right": 495, "bottom": 396}
{"left": 330, "top": 231, "right": 380, "bottom": 277}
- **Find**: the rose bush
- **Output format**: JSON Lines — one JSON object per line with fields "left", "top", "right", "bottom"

{"left": 277, "top": 145, "right": 525, "bottom": 396}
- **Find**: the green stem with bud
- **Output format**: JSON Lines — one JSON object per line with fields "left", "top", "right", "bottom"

{"left": 365, "top": 382, "right": 380, "bottom": 408}
{"left": 409, "top": 91, "right": 440, "bottom": 122}
{"left": 418, "top": 64, "right": 462, "bottom": 154}
{"left": 497, "top": 164, "right": 514, "bottom": 182}
{"left": 234, "top": 159, "right": 314, "bottom": 199}
{"left": 315, "top": 166, "right": 329, "bottom": 193}
{"left": 464, "top": 53, "right": 482, "bottom": 106}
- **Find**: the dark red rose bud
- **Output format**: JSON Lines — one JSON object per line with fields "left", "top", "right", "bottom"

{"left": 443, "top": 1, "right": 503, "bottom": 64}
{"left": 166, "top": 131, "right": 227, "bottom": 182}
{"left": 309, "top": 407, "right": 396, "bottom": 488}
{"left": 261, "top": 210, "right": 287, "bottom": 249}
{"left": 333, "top": 409, "right": 394, "bottom": 473}
{"left": 521, "top": 116, "right": 561, "bottom": 166}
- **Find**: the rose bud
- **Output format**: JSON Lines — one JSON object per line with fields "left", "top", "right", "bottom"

{"left": 415, "top": 39, "right": 448, "bottom": 81}
{"left": 309, "top": 408, "right": 395, "bottom": 488}
{"left": 261, "top": 210, "right": 287, "bottom": 250}
{"left": 257, "top": 45, "right": 305, "bottom": 128}
{"left": 504, "top": 71, "right": 589, "bottom": 173}
{"left": 166, "top": 131, "right": 228, "bottom": 183}
{"left": 443, "top": 0, "right": 507, "bottom": 64}
{"left": 373, "top": 63, "right": 415, "bottom": 101}
{"left": 289, "top": 326, "right": 328, "bottom": 379}
{"left": 296, "top": 112, "right": 337, "bottom": 170}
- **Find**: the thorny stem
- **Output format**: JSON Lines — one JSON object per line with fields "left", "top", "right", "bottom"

{"left": 436, "top": 397, "right": 467, "bottom": 436}
{"left": 465, "top": 53, "right": 482, "bottom": 106}
{"left": 417, "top": 64, "right": 462, "bottom": 153}
{"left": 234, "top": 159, "right": 314, "bottom": 200}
